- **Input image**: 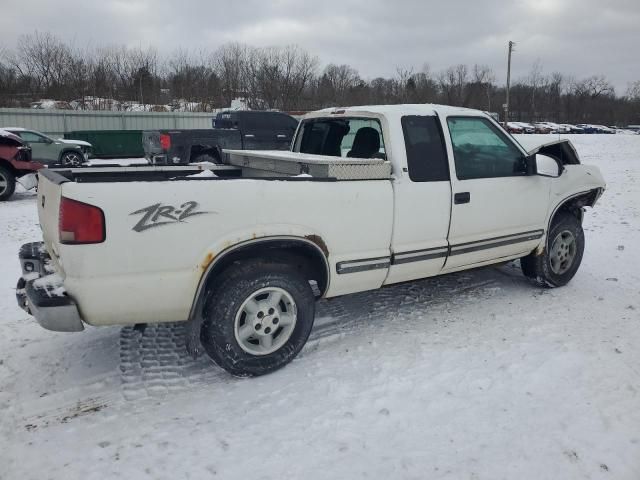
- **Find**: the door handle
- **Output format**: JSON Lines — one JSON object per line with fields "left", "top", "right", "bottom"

{"left": 245, "top": 134, "right": 255, "bottom": 138}
{"left": 276, "top": 134, "right": 287, "bottom": 139}
{"left": 454, "top": 192, "right": 471, "bottom": 204}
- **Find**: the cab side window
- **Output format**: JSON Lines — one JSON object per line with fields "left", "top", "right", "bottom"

{"left": 401, "top": 116, "right": 449, "bottom": 182}
{"left": 446, "top": 117, "right": 526, "bottom": 180}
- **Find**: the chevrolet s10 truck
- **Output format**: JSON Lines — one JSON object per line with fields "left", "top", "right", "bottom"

{"left": 16, "top": 104, "right": 605, "bottom": 376}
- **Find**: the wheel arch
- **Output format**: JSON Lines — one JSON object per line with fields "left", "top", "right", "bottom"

{"left": 548, "top": 188, "right": 603, "bottom": 228}
{"left": 535, "top": 188, "right": 603, "bottom": 255}
{"left": 0, "top": 158, "right": 18, "bottom": 175}
{"left": 189, "top": 235, "right": 330, "bottom": 320}
{"left": 190, "top": 144, "right": 222, "bottom": 162}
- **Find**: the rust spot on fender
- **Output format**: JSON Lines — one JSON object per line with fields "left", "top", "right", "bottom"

{"left": 200, "top": 252, "right": 215, "bottom": 271}
{"left": 304, "top": 234, "right": 329, "bottom": 257}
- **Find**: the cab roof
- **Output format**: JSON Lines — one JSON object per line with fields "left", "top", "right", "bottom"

{"left": 310, "top": 103, "right": 486, "bottom": 119}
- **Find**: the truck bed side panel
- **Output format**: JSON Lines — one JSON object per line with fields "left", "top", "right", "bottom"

{"left": 55, "top": 178, "right": 393, "bottom": 326}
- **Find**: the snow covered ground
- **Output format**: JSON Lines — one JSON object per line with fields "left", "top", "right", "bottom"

{"left": 1, "top": 134, "right": 639, "bottom": 479}
{"left": 85, "top": 158, "right": 148, "bottom": 166}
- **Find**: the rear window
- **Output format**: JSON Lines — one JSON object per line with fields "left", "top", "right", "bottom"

{"left": 294, "top": 118, "right": 386, "bottom": 159}
{"left": 213, "top": 113, "right": 237, "bottom": 129}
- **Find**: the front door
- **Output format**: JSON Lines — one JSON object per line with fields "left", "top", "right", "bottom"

{"left": 442, "top": 116, "right": 550, "bottom": 270}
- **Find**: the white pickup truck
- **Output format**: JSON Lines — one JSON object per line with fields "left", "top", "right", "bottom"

{"left": 16, "top": 104, "right": 605, "bottom": 376}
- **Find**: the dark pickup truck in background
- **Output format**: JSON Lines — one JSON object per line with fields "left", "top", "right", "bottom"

{"left": 143, "top": 110, "right": 299, "bottom": 164}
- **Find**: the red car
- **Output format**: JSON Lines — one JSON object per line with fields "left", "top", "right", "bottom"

{"left": 0, "top": 129, "right": 44, "bottom": 201}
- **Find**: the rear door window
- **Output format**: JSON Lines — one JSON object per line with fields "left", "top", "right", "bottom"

{"left": 401, "top": 116, "right": 449, "bottom": 182}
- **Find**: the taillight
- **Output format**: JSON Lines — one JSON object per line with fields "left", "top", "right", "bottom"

{"left": 159, "top": 133, "right": 171, "bottom": 150}
{"left": 59, "top": 197, "right": 105, "bottom": 244}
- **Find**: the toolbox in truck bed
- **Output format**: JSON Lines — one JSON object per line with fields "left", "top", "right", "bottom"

{"left": 224, "top": 149, "right": 392, "bottom": 180}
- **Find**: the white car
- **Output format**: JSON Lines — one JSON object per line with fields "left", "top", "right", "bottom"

{"left": 16, "top": 104, "right": 606, "bottom": 376}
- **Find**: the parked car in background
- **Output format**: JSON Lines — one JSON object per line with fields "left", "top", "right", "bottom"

{"left": 559, "top": 124, "right": 584, "bottom": 134}
{"left": 547, "top": 122, "right": 571, "bottom": 134}
{"left": 576, "top": 124, "right": 598, "bottom": 134}
{"left": 3, "top": 128, "right": 92, "bottom": 166}
{"left": 593, "top": 125, "right": 616, "bottom": 134}
{"left": 506, "top": 122, "right": 524, "bottom": 134}
{"left": 533, "top": 122, "right": 553, "bottom": 134}
{"left": 143, "top": 110, "right": 299, "bottom": 164}
{"left": 0, "top": 129, "right": 44, "bottom": 201}
{"left": 515, "top": 122, "right": 536, "bottom": 134}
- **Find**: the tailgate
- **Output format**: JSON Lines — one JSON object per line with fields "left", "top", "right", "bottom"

{"left": 36, "top": 169, "right": 64, "bottom": 261}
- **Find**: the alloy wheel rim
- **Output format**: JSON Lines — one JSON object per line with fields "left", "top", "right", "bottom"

{"left": 234, "top": 287, "right": 297, "bottom": 356}
{"left": 62, "top": 153, "right": 82, "bottom": 167}
{"left": 0, "top": 172, "right": 7, "bottom": 195}
{"left": 549, "top": 230, "right": 577, "bottom": 275}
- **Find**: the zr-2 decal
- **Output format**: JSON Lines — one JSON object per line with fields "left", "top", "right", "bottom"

{"left": 131, "top": 201, "right": 210, "bottom": 232}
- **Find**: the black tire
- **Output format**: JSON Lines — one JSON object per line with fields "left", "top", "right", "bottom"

{"left": 521, "top": 212, "right": 585, "bottom": 287}
{"left": 60, "top": 151, "right": 84, "bottom": 167}
{"left": 192, "top": 152, "right": 221, "bottom": 164}
{"left": 201, "top": 260, "right": 316, "bottom": 376}
{"left": 0, "top": 165, "right": 16, "bottom": 201}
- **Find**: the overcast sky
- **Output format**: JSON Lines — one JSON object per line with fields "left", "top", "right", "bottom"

{"left": 1, "top": 0, "right": 639, "bottom": 92}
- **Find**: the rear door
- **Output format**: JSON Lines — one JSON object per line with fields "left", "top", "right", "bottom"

{"left": 442, "top": 115, "right": 550, "bottom": 270}
{"left": 384, "top": 114, "right": 452, "bottom": 284}
{"left": 269, "top": 113, "right": 298, "bottom": 150}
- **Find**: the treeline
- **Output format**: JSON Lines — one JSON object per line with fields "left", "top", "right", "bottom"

{"left": 1, "top": 32, "right": 639, "bottom": 124}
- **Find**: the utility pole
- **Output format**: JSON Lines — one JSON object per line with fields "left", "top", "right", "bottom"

{"left": 504, "top": 41, "right": 515, "bottom": 126}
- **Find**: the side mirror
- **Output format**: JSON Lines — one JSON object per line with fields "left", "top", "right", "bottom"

{"left": 534, "top": 154, "right": 562, "bottom": 178}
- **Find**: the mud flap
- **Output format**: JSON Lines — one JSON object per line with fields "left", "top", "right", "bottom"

{"left": 185, "top": 293, "right": 206, "bottom": 358}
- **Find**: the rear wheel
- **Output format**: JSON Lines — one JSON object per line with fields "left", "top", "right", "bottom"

{"left": 0, "top": 165, "right": 16, "bottom": 201}
{"left": 192, "top": 152, "right": 220, "bottom": 164}
{"left": 201, "top": 260, "right": 316, "bottom": 376}
{"left": 521, "top": 212, "right": 584, "bottom": 287}
{"left": 60, "top": 151, "right": 84, "bottom": 167}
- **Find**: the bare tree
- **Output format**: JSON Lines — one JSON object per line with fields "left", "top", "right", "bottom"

{"left": 1, "top": 30, "right": 638, "bottom": 125}
{"left": 438, "top": 64, "right": 468, "bottom": 106}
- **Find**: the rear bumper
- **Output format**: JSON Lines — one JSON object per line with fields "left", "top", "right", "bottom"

{"left": 16, "top": 242, "right": 84, "bottom": 332}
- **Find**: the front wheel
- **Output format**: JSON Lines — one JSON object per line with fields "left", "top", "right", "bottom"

{"left": 0, "top": 165, "right": 16, "bottom": 201}
{"left": 60, "top": 151, "right": 84, "bottom": 167}
{"left": 521, "top": 212, "right": 585, "bottom": 287}
{"left": 201, "top": 260, "right": 316, "bottom": 376}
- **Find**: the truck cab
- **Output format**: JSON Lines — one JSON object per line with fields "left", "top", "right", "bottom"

{"left": 213, "top": 110, "right": 299, "bottom": 150}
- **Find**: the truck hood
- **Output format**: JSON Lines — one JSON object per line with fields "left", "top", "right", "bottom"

{"left": 522, "top": 138, "right": 580, "bottom": 165}
{"left": 57, "top": 138, "right": 92, "bottom": 147}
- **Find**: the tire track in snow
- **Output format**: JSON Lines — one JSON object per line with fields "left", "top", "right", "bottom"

{"left": 117, "top": 269, "right": 507, "bottom": 400}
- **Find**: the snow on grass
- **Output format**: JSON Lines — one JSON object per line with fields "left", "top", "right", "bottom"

{"left": 0, "top": 135, "right": 639, "bottom": 479}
